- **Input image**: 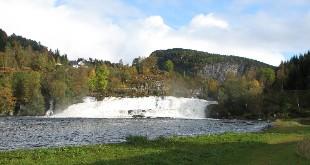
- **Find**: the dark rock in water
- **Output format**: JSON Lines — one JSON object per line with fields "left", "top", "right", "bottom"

{"left": 132, "top": 115, "right": 145, "bottom": 118}
{"left": 155, "top": 117, "right": 173, "bottom": 119}
{"left": 128, "top": 109, "right": 146, "bottom": 118}
{"left": 128, "top": 110, "right": 133, "bottom": 115}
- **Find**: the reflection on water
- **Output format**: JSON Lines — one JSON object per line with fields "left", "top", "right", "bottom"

{"left": 0, "top": 117, "right": 269, "bottom": 151}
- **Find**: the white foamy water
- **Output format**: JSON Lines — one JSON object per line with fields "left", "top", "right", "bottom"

{"left": 53, "top": 96, "right": 216, "bottom": 119}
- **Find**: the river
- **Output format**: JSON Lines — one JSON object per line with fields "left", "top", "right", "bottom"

{"left": 0, "top": 96, "right": 269, "bottom": 151}
{"left": 0, "top": 117, "right": 269, "bottom": 151}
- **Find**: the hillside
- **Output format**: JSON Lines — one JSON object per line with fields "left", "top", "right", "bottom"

{"left": 147, "top": 48, "right": 272, "bottom": 82}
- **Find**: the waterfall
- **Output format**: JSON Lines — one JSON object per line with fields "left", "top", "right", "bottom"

{"left": 52, "top": 96, "right": 216, "bottom": 119}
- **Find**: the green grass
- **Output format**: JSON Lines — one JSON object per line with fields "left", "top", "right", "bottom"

{"left": 1, "top": 120, "right": 310, "bottom": 165}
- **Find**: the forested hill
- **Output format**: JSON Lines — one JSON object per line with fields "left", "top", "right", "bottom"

{"left": 148, "top": 48, "right": 273, "bottom": 81}
{"left": 0, "top": 28, "right": 309, "bottom": 119}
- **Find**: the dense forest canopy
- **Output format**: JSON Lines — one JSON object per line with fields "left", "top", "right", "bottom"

{"left": 151, "top": 48, "right": 272, "bottom": 70}
{"left": 0, "top": 28, "right": 309, "bottom": 119}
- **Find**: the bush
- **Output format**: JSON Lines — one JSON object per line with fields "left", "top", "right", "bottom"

{"left": 125, "top": 135, "right": 148, "bottom": 145}
{"left": 296, "top": 138, "right": 310, "bottom": 159}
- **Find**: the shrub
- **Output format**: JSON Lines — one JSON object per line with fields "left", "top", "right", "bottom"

{"left": 296, "top": 138, "right": 310, "bottom": 159}
{"left": 125, "top": 135, "right": 148, "bottom": 145}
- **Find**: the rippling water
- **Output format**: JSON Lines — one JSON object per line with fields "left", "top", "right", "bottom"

{"left": 0, "top": 117, "right": 269, "bottom": 151}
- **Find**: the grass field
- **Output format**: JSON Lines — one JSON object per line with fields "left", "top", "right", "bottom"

{"left": 0, "top": 119, "right": 309, "bottom": 165}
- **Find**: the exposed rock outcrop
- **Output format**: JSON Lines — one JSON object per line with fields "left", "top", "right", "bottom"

{"left": 199, "top": 62, "right": 248, "bottom": 82}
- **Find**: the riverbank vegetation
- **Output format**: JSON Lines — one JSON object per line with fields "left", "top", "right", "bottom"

{"left": 209, "top": 51, "right": 310, "bottom": 119}
{"left": 0, "top": 28, "right": 309, "bottom": 119}
{"left": 0, "top": 120, "right": 309, "bottom": 164}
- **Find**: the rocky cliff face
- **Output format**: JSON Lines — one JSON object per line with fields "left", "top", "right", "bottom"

{"left": 199, "top": 62, "right": 248, "bottom": 82}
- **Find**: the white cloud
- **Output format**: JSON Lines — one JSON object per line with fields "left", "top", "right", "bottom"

{"left": 0, "top": 0, "right": 128, "bottom": 62}
{"left": 1, "top": 0, "right": 307, "bottom": 66}
{"left": 189, "top": 13, "right": 229, "bottom": 30}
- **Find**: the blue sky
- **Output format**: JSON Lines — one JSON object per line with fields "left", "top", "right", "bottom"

{"left": 112, "top": 0, "right": 310, "bottom": 27}
{"left": 124, "top": 0, "right": 226, "bottom": 27}
{"left": 1, "top": 0, "right": 310, "bottom": 65}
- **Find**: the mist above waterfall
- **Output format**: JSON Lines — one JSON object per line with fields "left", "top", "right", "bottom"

{"left": 53, "top": 96, "right": 215, "bottom": 119}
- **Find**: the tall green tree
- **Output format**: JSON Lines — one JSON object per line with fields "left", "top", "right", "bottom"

{"left": 132, "top": 57, "right": 144, "bottom": 74}
{"left": 257, "top": 67, "right": 275, "bottom": 87}
{"left": 13, "top": 71, "right": 45, "bottom": 115}
{"left": 88, "top": 65, "right": 109, "bottom": 93}
{"left": 0, "top": 73, "right": 15, "bottom": 115}
{"left": 164, "top": 60, "right": 174, "bottom": 72}
{"left": 276, "top": 62, "right": 287, "bottom": 91}
{"left": 0, "top": 29, "right": 7, "bottom": 52}
{"left": 215, "top": 76, "right": 263, "bottom": 118}
{"left": 50, "top": 79, "right": 67, "bottom": 109}
{"left": 67, "top": 67, "right": 89, "bottom": 101}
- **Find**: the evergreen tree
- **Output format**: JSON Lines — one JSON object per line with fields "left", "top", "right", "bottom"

{"left": 0, "top": 29, "right": 7, "bottom": 52}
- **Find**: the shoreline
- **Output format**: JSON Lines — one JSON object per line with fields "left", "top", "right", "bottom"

{"left": 0, "top": 120, "right": 309, "bottom": 164}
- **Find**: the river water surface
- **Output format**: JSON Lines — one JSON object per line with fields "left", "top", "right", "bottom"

{"left": 0, "top": 117, "right": 269, "bottom": 151}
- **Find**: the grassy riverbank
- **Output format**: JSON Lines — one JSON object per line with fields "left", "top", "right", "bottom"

{"left": 1, "top": 119, "right": 310, "bottom": 165}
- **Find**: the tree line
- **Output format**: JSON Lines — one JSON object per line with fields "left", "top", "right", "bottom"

{"left": 209, "top": 52, "right": 310, "bottom": 119}
{"left": 0, "top": 28, "right": 309, "bottom": 119}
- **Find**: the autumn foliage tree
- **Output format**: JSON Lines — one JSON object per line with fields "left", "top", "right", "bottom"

{"left": 0, "top": 73, "right": 15, "bottom": 115}
{"left": 0, "top": 86, "right": 15, "bottom": 115}
{"left": 213, "top": 75, "right": 263, "bottom": 118}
